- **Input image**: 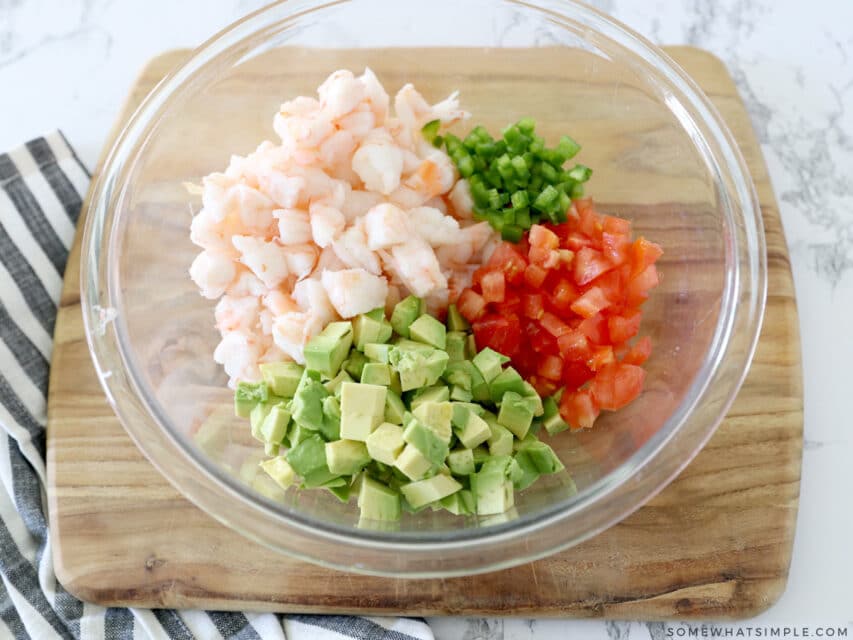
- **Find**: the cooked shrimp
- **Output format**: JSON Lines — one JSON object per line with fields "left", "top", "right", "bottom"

{"left": 448, "top": 178, "right": 474, "bottom": 219}
{"left": 232, "top": 184, "right": 276, "bottom": 233}
{"left": 364, "top": 203, "right": 410, "bottom": 249}
{"left": 321, "top": 268, "right": 389, "bottom": 318}
{"left": 389, "top": 239, "right": 448, "bottom": 297}
{"left": 407, "top": 206, "right": 461, "bottom": 246}
{"left": 259, "top": 343, "right": 289, "bottom": 364}
{"left": 337, "top": 108, "right": 376, "bottom": 140}
{"left": 258, "top": 172, "right": 306, "bottom": 210}
{"left": 424, "top": 287, "right": 450, "bottom": 317}
{"left": 190, "top": 250, "right": 236, "bottom": 299}
{"left": 231, "top": 236, "right": 290, "bottom": 289}
{"left": 201, "top": 172, "right": 236, "bottom": 222}
{"left": 293, "top": 277, "right": 337, "bottom": 321}
{"left": 279, "top": 96, "right": 321, "bottom": 117}
{"left": 359, "top": 67, "right": 389, "bottom": 123}
{"left": 352, "top": 139, "right": 404, "bottom": 195}
{"left": 423, "top": 196, "right": 448, "bottom": 215}
{"left": 272, "top": 312, "right": 310, "bottom": 364}
{"left": 283, "top": 244, "right": 319, "bottom": 280}
{"left": 309, "top": 201, "right": 346, "bottom": 248}
{"left": 215, "top": 296, "right": 260, "bottom": 334}
{"left": 214, "top": 331, "right": 262, "bottom": 384}
{"left": 332, "top": 222, "right": 382, "bottom": 274}
{"left": 318, "top": 69, "right": 365, "bottom": 119}
{"left": 190, "top": 208, "right": 244, "bottom": 254}
{"left": 341, "top": 188, "right": 385, "bottom": 221}
{"left": 384, "top": 283, "right": 403, "bottom": 317}
{"left": 226, "top": 267, "right": 269, "bottom": 298}
{"left": 273, "top": 208, "right": 312, "bottom": 245}
{"left": 319, "top": 129, "right": 357, "bottom": 170}
{"left": 263, "top": 289, "right": 299, "bottom": 316}
{"left": 315, "top": 245, "right": 348, "bottom": 273}
{"left": 404, "top": 152, "right": 456, "bottom": 199}
{"left": 388, "top": 185, "right": 429, "bottom": 210}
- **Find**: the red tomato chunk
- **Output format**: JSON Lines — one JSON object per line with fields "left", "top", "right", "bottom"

{"left": 456, "top": 198, "right": 663, "bottom": 431}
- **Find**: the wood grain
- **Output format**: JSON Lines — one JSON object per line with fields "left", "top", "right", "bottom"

{"left": 46, "top": 46, "right": 802, "bottom": 619}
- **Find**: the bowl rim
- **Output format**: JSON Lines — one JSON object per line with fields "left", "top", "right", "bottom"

{"left": 80, "top": 0, "right": 767, "bottom": 576}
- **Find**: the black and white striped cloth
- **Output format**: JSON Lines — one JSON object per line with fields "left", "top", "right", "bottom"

{"left": 0, "top": 132, "right": 434, "bottom": 640}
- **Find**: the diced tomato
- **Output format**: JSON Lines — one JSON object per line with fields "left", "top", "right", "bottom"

{"left": 522, "top": 293, "right": 545, "bottom": 319}
{"left": 565, "top": 232, "right": 596, "bottom": 251}
{"left": 538, "top": 354, "right": 564, "bottom": 381}
{"left": 588, "top": 345, "right": 615, "bottom": 372}
{"left": 570, "top": 286, "right": 611, "bottom": 318}
{"left": 524, "top": 320, "right": 557, "bottom": 353}
{"left": 557, "top": 331, "right": 591, "bottom": 361}
{"left": 559, "top": 389, "right": 600, "bottom": 430}
{"left": 626, "top": 264, "right": 659, "bottom": 306}
{"left": 562, "top": 360, "right": 595, "bottom": 388}
{"left": 602, "top": 215, "right": 631, "bottom": 235}
{"left": 590, "top": 363, "right": 645, "bottom": 411}
{"left": 630, "top": 237, "right": 664, "bottom": 278}
{"left": 472, "top": 314, "right": 522, "bottom": 358}
{"left": 623, "top": 336, "right": 652, "bottom": 365}
{"left": 457, "top": 289, "right": 486, "bottom": 321}
{"left": 480, "top": 270, "right": 506, "bottom": 303}
{"left": 528, "top": 245, "right": 551, "bottom": 265}
{"left": 529, "top": 224, "right": 559, "bottom": 250}
{"left": 592, "top": 269, "right": 625, "bottom": 306}
{"left": 540, "top": 311, "right": 573, "bottom": 338}
{"left": 608, "top": 309, "right": 642, "bottom": 343}
{"left": 502, "top": 291, "right": 522, "bottom": 314}
{"left": 575, "top": 199, "right": 599, "bottom": 235}
{"left": 487, "top": 242, "right": 528, "bottom": 284}
{"left": 532, "top": 376, "right": 560, "bottom": 397}
{"left": 578, "top": 313, "right": 608, "bottom": 345}
{"left": 523, "top": 263, "right": 548, "bottom": 288}
{"left": 551, "top": 278, "right": 579, "bottom": 312}
{"left": 574, "top": 248, "right": 613, "bottom": 286}
{"left": 602, "top": 231, "right": 630, "bottom": 265}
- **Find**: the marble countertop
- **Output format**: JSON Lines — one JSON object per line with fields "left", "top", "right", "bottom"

{"left": 2, "top": 0, "right": 850, "bottom": 637}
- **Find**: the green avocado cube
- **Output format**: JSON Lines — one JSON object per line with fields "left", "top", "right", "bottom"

{"left": 389, "top": 370, "right": 402, "bottom": 396}
{"left": 259, "top": 457, "right": 297, "bottom": 490}
{"left": 259, "top": 362, "right": 304, "bottom": 398}
{"left": 471, "top": 445, "right": 491, "bottom": 466}
{"left": 303, "top": 321, "right": 353, "bottom": 377}
{"left": 259, "top": 402, "right": 291, "bottom": 444}
{"left": 451, "top": 401, "right": 486, "bottom": 424}
{"left": 361, "top": 362, "right": 392, "bottom": 386}
{"left": 366, "top": 422, "right": 406, "bottom": 465}
{"left": 285, "top": 434, "right": 328, "bottom": 477}
{"left": 384, "top": 390, "right": 407, "bottom": 425}
{"left": 519, "top": 381, "right": 545, "bottom": 416}
{"left": 264, "top": 442, "right": 280, "bottom": 457}
{"left": 471, "top": 458, "right": 515, "bottom": 515}
{"left": 358, "top": 475, "right": 401, "bottom": 521}
{"left": 365, "top": 307, "right": 385, "bottom": 321}
{"left": 392, "top": 337, "right": 435, "bottom": 353}
{"left": 235, "top": 381, "right": 268, "bottom": 418}
{"left": 364, "top": 342, "right": 394, "bottom": 363}
{"left": 542, "top": 395, "right": 569, "bottom": 435}
{"left": 485, "top": 415, "right": 514, "bottom": 457}
{"left": 394, "top": 443, "right": 435, "bottom": 481}
{"left": 353, "top": 311, "right": 393, "bottom": 351}
{"left": 467, "top": 334, "right": 478, "bottom": 359}
{"left": 409, "top": 385, "right": 450, "bottom": 410}
{"left": 390, "top": 295, "right": 424, "bottom": 338}
{"left": 519, "top": 440, "right": 564, "bottom": 474}
{"left": 409, "top": 314, "right": 447, "bottom": 350}
{"left": 412, "top": 401, "right": 453, "bottom": 438}
{"left": 446, "top": 303, "right": 470, "bottom": 332}
{"left": 440, "top": 488, "right": 475, "bottom": 515}
{"left": 403, "top": 416, "right": 450, "bottom": 465}
{"left": 390, "top": 347, "right": 449, "bottom": 392}
{"left": 453, "top": 409, "right": 492, "bottom": 449}
{"left": 497, "top": 391, "right": 536, "bottom": 439}
{"left": 446, "top": 331, "right": 468, "bottom": 363}
{"left": 489, "top": 367, "right": 526, "bottom": 405}
{"left": 324, "top": 369, "right": 353, "bottom": 396}
{"left": 442, "top": 361, "right": 473, "bottom": 391}
{"left": 342, "top": 350, "right": 369, "bottom": 380}
{"left": 401, "top": 474, "right": 462, "bottom": 509}
{"left": 447, "top": 448, "right": 475, "bottom": 475}
{"left": 326, "top": 482, "right": 353, "bottom": 503}
{"left": 473, "top": 347, "right": 509, "bottom": 383}
{"left": 250, "top": 402, "right": 273, "bottom": 442}
{"left": 339, "top": 382, "right": 387, "bottom": 441}
{"left": 287, "top": 422, "right": 313, "bottom": 447}
{"left": 325, "top": 439, "right": 371, "bottom": 475}
{"left": 450, "top": 385, "right": 473, "bottom": 402}
{"left": 511, "top": 450, "right": 542, "bottom": 491}
{"left": 320, "top": 395, "right": 341, "bottom": 441}
{"left": 291, "top": 369, "right": 329, "bottom": 431}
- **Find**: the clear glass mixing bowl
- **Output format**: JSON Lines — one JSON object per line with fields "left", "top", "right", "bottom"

{"left": 81, "top": 0, "right": 766, "bottom": 577}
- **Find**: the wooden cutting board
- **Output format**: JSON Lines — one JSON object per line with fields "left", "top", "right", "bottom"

{"left": 46, "top": 46, "right": 802, "bottom": 619}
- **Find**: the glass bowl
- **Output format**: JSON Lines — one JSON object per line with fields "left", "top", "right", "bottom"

{"left": 81, "top": 0, "right": 766, "bottom": 577}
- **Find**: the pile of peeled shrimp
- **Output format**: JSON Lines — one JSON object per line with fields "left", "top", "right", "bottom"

{"left": 189, "top": 68, "right": 497, "bottom": 386}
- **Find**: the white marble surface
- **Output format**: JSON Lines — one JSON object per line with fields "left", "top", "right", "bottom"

{"left": 2, "top": 0, "right": 851, "bottom": 637}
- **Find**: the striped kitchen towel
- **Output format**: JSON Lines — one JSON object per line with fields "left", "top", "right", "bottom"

{"left": 0, "top": 131, "right": 434, "bottom": 640}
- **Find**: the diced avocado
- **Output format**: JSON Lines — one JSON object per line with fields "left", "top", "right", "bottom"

{"left": 511, "top": 450, "right": 542, "bottom": 491}
{"left": 450, "top": 385, "right": 473, "bottom": 402}
{"left": 364, "top": 342, "right": 393, "bottom": 363}
{"left": 442, "top": 361, "right": 473, "bottom": 391}
{"left": 390, "top": 295, "right": 424, "bottom": 337}
{"left": 235, "top": 381, "right": 268, "bottom": 418}
{"left": 384, "top": 390, "right": 407, "bottom": 425}
{"left": 518, "top": 440, "right": 564, "bottom": 474}
{"left": 446, "top": 303, "right": 470, "bottom": 332}
{"left": 446, "top": 331, "right": 468, "bottom": 362}
{"left": 409, "top": 385, "right": 450, "bottom": 410}
{"left": 358, "top": 476, "right": 401, "bottom": 521}
{"left": 497, "top": 391, "right": 536, "bottom": 439}
{"left": 409, "top": 314, "right": 447, "bottom": 350}
{"left": 326, "top": 482, "right": 352, "bottom": 502}
{"left": 451, "top": 401, "right": 486, "bottom": 425}
{"left": 471, "top": 457, "right": 515, "bottom": 515}
{"left": 519, "top": 381, "right": 545, "bottom": 416}
{"left": 364, "top": 307, "right": 385, "bottom": 322}
{"left": 361, "top": 362, "right": 392, "bottom": 386}
{"left": 442, "top": 488, "right": 476, "bottom": 515}
{"left": 366, "top": 422, "right": 406, "bottom": 465}
{"left": 447, "top": 448, "right": 475, "bottom": 475}
{"left": 252, "top": 473, "right": 287, "bottom": 502}
{"left": 389, "top": 347, "right": 449, "bottom": 391}
{"left": 259, "top": 457, "right": 297, "bottom": 490}
{"left": 323, "top": 369, "right": 353, "bottom": 396}
{"left": 473, "top": 347, "right": 509, "bottom": 383}
{"left": 485, "top": 415, "right": 514, "bottom": 456}
{"left": 259, "top": 362, "right": 304, "bottom": 398}
{"left": 353, "top": 312, "right": 393, "bottom": 351}
{"left": 401, "top": 474, "right": 462, "bottom": 508}
{"left": 259, "top": 402, "right": 291, "bottom": 444}
{"left": 395, "top": 443, "right": 435, "bottom": 481}
{"left": 264, "top": 442, "right": 280, "bottom": 457}
{"left": 466, "top": 334, "right": 478, "bottom": 359}
{"left": 412, "top": 401, "right": 453, "bottom": 439}
{"left": 325, "top": 439, "right": 371, "bottom": 475}
{"left": 454, "top": 409, "right": 491, "bottom": 449}
{"left": 392, "top": 338, "right": 435, "bottom": 353}
{"left": 285, "top": 434, "right": 328, "bottom": 477}
{"left": 339, "top": 382, "right": 387, "bottom": 441}
{"left": 250, "top": 402, "right": 273, "bottom": 442}
{"left": 303, "top": 321, "right": 353, "bottom": 377}
{"left": 389, "top": 370, "right": 402, "bottom": 396}
{"left": 287, "top": 422, "right": 313, "bottom": 447}
{"left": 471, "top": 445, "right": 491, "bottom": 466}
{"left": 300, "top": 467, "right": 344, "bottom": 488}
{"left": 320, "top": 395, "right": 341, "bottom": 441}
{"left": 489, "top": 367, "right": 526, "bottom": 405}
{"left": 512, "top": 432, "right": 538, "bottom": 452}
{"left": 343, "top": 350, "right": 369, "bottom": 380}
{"left": 542, "top": 395, "right": 569, "bottom": 435}
{"left": 403, "top": 416, "right": 450, "bottom": 465}
{"left": 291, "top": 369, "right": 329, "bottom": 431}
